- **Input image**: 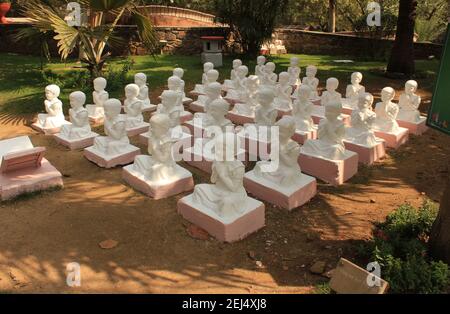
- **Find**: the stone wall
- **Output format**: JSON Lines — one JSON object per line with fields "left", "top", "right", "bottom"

{"left": 0, "top": 24, "right": 442, "bottom": 60}
{"left": 274, "top": 28, "right": 443, "bottom": 60}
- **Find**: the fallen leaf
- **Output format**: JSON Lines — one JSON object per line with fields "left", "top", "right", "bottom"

{"left": 187, "top": 225, "right": 210, "bottom": 241}
{"left": 99, "top": 239, "right": 118, "bottom": 250}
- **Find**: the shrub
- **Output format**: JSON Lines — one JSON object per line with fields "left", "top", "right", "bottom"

{"left": 360, "top": 200, "right": 449, "bottom": 294}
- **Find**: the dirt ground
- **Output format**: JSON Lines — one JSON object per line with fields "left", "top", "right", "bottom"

{"left": 0, "top": 84, "right": 449, "bottom": 294}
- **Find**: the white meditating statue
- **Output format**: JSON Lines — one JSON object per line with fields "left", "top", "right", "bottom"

{"left": 173, "top": 67, "right": 192, "bottom": 103}
{"left": 274, "top": 72, "right": 294, "bottom": 111}
{"left": 301, "top": 102, "right": 346, "bottom": 160}
{"left": 255, "top": 88, "right": 278, "bottom": 127}
{"left": 288, "top": 57, "right": 301, "bottom": 86}
{"left": 194, "top": 69, "right": 220, "bottom": 95}
{"left": 60, "top": 91, "right": 91, "bottom": 140}
{"left": 225, "top": 65, "right": 249, "bottom": 102}
{"left": 165, "top": 76, "right": 191, "bottom": 118}
{"left": 255, "top": 55, "right": 267, "bottom": 79}
{"left": 254, "top": 116, "right": 304, "bottom": 186}
{"left": 292, "top": 85, "right": 316, "bottom": 132}
{"left": 200, "top": 98, "right": 233, "bottom": 130}
{"left": 321, "top": 77, "right": 342, "bottom": 106}
{"left": 123, "top": 84, "right": 146, "bottom": 129}
{"left": 133, "top": 114, "right": 183, "bottom": 182}
{"left": 224, "top": 59, "right": 243, "bottom": 89}
{"left": 134, "top": 73, "right": 154, "bottom": 111}
{"left": 36, "top": 84, "right": 68, "bottom": 130}
{"left": 232, "top": 75, "right": 260, "bottom": 117}
{"left": 202, "top": 62, "right": 215, "bottom": 85}
{"left": 261, "top": 62, "right": 278, "bottom": 87}
{"left": 345, "top": 93, "right": 378, "bottom": 146}
{"left": 192, "top": 132, "right": 248, "bottom": 219}
{"left": 397, "top": 80, "right": 422, "bottom": 123}
{"left": 302, "top": 65, "right": 319, "bottom": 99}
{"left": 87, "top": 77, "right": 109, "bottom": 119}
{"left": 345, "top": 72, "right": 366, "bottom": 109}
{"left": 157, "top": 90, "right": 182, "bottom": 129}
{"left": 373, "top": 87, "right": 400, "bottom": 133}
{"left": 91, "top": 99, "right": 131, "bottom": 156}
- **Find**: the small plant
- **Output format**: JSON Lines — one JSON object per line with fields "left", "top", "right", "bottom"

{"left": 359, "top": 200, "right": 449, "bottom": 294}
{"left": 313, "top": 283, "right": 332, "bottom": 294}
{"left": 104, "top": 58, "right": 134, "bottom": 91}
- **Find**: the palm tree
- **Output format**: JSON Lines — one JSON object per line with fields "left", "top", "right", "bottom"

{"left": 15, "top": 0, "right": 158, "bottom": 78}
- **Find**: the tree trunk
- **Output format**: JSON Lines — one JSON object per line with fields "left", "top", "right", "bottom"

{"left": 429, "top": 160, "right": 450, "bottom": 264}
{"left": 328, "top": 0, "right": 336, "bottom": 33}
{"left": 387, "top": 0, "right": 417, "bottom": 76}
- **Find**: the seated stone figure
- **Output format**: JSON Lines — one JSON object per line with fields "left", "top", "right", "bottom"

{"left": 292, "top": 85, "right": 316, "bottom": 132}
{"left": 92, "top": 99, "right": 130, "bottom": 156}
{"left": 301, "top": 102, "right": 346, "bottom": 160}
{"left": 162, "top": 76, "right": 190, "bottom": 119}
{"left": 225, "top": 65, "right": 249, "bottom": 102}
{"left": 274, "top": 72, "right": 293, "bottom": 111}
{"left": 157, "top": 90, "right": 182, "bottom": 129}
{"left": 345, "top": 93, "right": 378, "bottom": 146}
{"left": 192, "top": 132, "right": 248, "bottom": 219}
{"left": 374, "top": 87, "right": 400, "bottom": 133}
{"left": 202, "top": 62, "right": 215, "bottom": 85}
{"left": 345, "top": 72, "right": 365, "bottom": 109}
{"left": 202, "top": 98, "right": 233, "bottom": 130}
{"left": 60, "top": 91, "right": 91, "bottom": 140}
{"left": 302, "top": 65, "right": 320, "bottom": 99}
{"left": 232, "top": 75, "right": 260, "bottom": 117}
{"left": 288, "top": 57, "right": 301, "bottom": 86}
{"left": 37, "top": 84, "right": 68, "bottom": 129}
{"left": 255, "top": 88, "right": 278, "bottom": 127}
{"left": 134, "top": 73, "right": 153, "bottom": 110}
{"left": 321, "top": 77, "right": 342, "bottom": 107}
{"left": 87, "top": 77, "right": 109, "bottom": 119}
{"left": 123, "top": 84, "right": 145, "bottom": 129}
{"left": 397, "top": 80, "right": 422, "bottom": 123}
{"left": 133, "top": 114, "right": 180, "bottom": 182}
{"left": 224, "top": 59, "right": 243, "bottom": 89}
{"left": 194, "top": 67, "right": 218, "bottom": 94}
{"left": 261, "top": 62, "right": 278, "bottom": 87}
{"left": 255, "top": 55, "right": 266, "bottom": 79}
{"left": 254, "top": 116, "right": 303, "bottom": 186}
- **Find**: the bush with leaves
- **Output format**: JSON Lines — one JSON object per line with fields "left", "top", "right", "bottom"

{"left": 359, "top": 201, "right": 449, "bottom": 294}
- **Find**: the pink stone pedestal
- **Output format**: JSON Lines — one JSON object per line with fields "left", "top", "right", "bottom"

{"left": 54, "top": 133, "right": 99, "bottom": 150}
{"left": 84, "top": 146, "right": 140, "bottom": 168}
{"left": 226, "top": 112, "right": 255, "bottom": 125}
{"left": 374, "top": 128, "right": 409, "bottom": 149}
{"left": 397, "top": 118, "right": 428, "bottom": 136}
{"left": 126, "top": 124, "right": 150, "bottom": 137}
{"left": 298, "top": 151, "right": 359, "bottom": 186}
{"left": 31, "top": 122, "right": 70, "bottom": 136}
{"left": 122, "top": 165, "right": 194, "bottom": 200}
{"left": 0, "top": 159, "right": 63, "bottom": 201}
{"left": 177, "top": 195, "right": 265, "bottom": 243}
{"left": 180, "top": 112, "right": 194, "bottom": 124}
{"left": 224, "top": 97, "right": 241, "bottom": 106}
{"left": 142, "top": 104, "right": 157, "bottom": 113}
{"left": 343, "top": 140, "right": 386, "bottom": 165}
{"left": 311, "top": 98, "right": 321, "bottom": 106}
{"left": 292, "top": 129, "right": 318, "bottom": 145}
{"left": 244, "top": 171, "right": 317, "bottom": 211}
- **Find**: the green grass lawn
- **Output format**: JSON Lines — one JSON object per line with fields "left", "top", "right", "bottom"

{"left": 0, "top": 52, "right": 440, "bottom": 118}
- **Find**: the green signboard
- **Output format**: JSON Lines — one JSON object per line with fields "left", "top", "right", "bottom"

{"left": 428, "top": 24, "right": 450, "bottom": 136}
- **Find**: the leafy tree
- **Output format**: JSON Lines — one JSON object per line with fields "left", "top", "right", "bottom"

{"left": 213, "top": 0, "right": 289, "bottom": 58}
{"left": 15, "top": 0, "right": 158, "bottom": 79}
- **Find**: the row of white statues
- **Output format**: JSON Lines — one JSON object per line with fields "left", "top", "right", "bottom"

{"left": 30, "top": 57, "right": 428, "bottom": 241}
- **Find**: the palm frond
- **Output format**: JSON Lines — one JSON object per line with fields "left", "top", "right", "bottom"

{"left": 129, "top": 10, "right": 158, "bottom": 53}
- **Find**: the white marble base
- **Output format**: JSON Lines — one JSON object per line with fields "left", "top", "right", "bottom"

{"left": 178, "top": 194, "right": 265, "bottom": 243}
{"left": 84, "top": 145, "right": 140, "bottom": 168}
{"left": 244, "top": 171, "right": 317, "bottom": 211}
{"left": 54, "top": 132, "right": 99, "bottom": 150}
{"left": 126, "top": 123, "right": 150, "bottom": 137}
{"left": 397, "top": 117, "right": 428, "bottom": 136}
{"left": 31, "top": 121, "right": 71, "bottom": 135}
